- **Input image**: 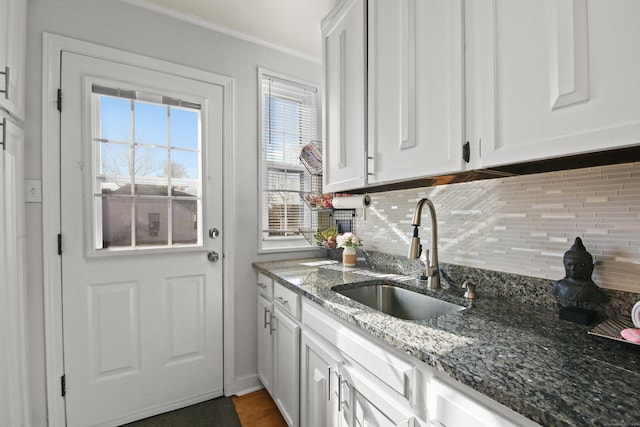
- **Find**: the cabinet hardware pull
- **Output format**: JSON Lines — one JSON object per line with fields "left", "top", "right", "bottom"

{"left": 264, "top": 307, "right": 271, "bottom": 329}
{"left": 269, "top": 312, "right": 275, "bottom": 335}
{"left": 0, "top": 118, "right": 5, "bottom": 151}
{"left": 0, "top": 67, "right": 8, "bottom": 100}
{"left": 463, "top": 141, "right": 470, "bottom": 163}
{"left": 328, "top": 367, "right": 331, "bottom": 401}
{"left": 337, "top": 374, "right": 342, "bottom": 412}
{"left": 275, "top": 296, "right": 289, "bottom": 305}
{"left": 256, "top": 282, "right": 267, "bottom": 289}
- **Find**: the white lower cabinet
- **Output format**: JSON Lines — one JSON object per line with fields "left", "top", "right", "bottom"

{"left": 273, "top": 306, "right": 301, "bottom": 427}
{"left": 301, "top": 328, "right": 415, "bottom": 427}
{"left": 299, "top": 299, "right": 541, "bottom": 427}
{"left": 257, "top": 278, "right": 302, "bottom": 427}
{"left": 302, "top": 300, "right": 417, "bottom": 427}
{"left": 257, "top": 274, "right": 274, "bottom": 394}
{"left": 300, "top": 330, "right": 341, "bottom": 427}
{"left": 341, "top": 362, "right": 416, "bottom": 427}
{"left": 259, "top": 278, "right": 541, "bottom": 427}
{"left": 257, "top": 294, "right": 274, "bottom": 394}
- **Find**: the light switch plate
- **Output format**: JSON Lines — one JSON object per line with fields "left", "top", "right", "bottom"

{"left": 25, "top": 179, "right": 42, "bottom": 203}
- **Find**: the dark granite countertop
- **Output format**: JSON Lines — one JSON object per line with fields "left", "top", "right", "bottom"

{"left": 252, "top": 258, "right": 640, "bottom": 427}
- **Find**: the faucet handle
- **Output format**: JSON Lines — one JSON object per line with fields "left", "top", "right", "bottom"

{"left": 462, "top": 281, "right": 476, "bottom": 300}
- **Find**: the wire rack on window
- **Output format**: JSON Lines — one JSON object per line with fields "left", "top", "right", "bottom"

{"left": 299, "top": 140, "right": 323, "bottom": 176}
{"left": 299, "top": 209, "right": 356, "bottom": 247}
{"left": 298, "top": 140, "right": 355, "bottom": 247}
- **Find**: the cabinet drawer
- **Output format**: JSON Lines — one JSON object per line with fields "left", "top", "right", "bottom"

{"left": 274, "top": 281, "right": 300, "bottom": 320}
{"left": 429, "top": 377, "right": 522, "bottom": 427}
{"left": 256, "top": 273, "right": 273, "bottom": 299}
{"left": 303, "top": 300, "right": 414, "bottom": 402}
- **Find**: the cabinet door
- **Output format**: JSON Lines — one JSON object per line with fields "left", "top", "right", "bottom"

{"left": 300, "top": 330, "right": 342, "bottom": 427}
{"left": 0, "top": 116, "right": 29, "bottom": 427}
{"left": 341, "top": 364, "right": 415, "bottom": 427}
{"left": 367, "top": 0, "right": 465, "bottom": 185}
{"left": 257, "top": 294, "right": 274, "bottom": 394}
{"left": 273, "top": 307, "right": 301, "bottom": 427}
{"left": 471, "top": 0, "right": 640, "bottom": 168}
{"left": 0, "top": 0, "right": 26, "bottom": 119}
{"left": 322, "top": 0, "right": 367, "bottom": 193}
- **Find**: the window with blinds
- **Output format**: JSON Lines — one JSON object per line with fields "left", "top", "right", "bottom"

{"left": 259, "top": 69, "right": 319, "bottom": 250}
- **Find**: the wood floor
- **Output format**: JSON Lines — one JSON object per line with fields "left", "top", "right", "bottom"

{"left": 232, "top": 388, "right": 288, "bottom": 427}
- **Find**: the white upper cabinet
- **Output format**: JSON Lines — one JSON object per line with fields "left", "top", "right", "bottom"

{"left": 367, "top": 0, "right": 465, "bottom": 185}
{"left": 0, "top": 0, "right": 26, "bottom": 119}
{"left": 322, "top": 0, "right": 368, "bottom": 193}
{"left": 470, "top": 0, "right": 640, "bottom": 168}
{"left": 322, "top": 0, "right": 640, "bottom": 192}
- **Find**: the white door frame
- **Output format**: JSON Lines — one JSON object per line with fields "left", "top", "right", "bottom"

{"left": 41, "top": 33, "right": 236, "bottom": 427}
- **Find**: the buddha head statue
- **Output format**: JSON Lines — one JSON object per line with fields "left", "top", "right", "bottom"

{"left": 552, "top": 237, "right": 607, "bottom": 304}
{"left": 562, "top": 237, "right": 594, "bottom": 282}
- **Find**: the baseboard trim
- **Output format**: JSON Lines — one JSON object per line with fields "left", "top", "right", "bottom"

{"left": 228, "top": 373, "right": 262, "bottom": 396}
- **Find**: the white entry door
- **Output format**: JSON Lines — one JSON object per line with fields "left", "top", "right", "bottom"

{"left": 60, "top": 51, "right": 224, "bottom": 427}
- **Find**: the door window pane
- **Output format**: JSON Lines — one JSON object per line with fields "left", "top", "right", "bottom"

{"left": 100, "top": 141, "right": 132, "bottom": 178}
{"left": 134, "top": 146, "right": 169, "bottom": 182}
{"left": 99, "top": 196, "right": 132, "bottom": 248}
{"left": 134, "top": 101, "right": 168, "bottom": 146}
{"left": 135, "top": 198, "right": 169, "bottom": 246}
{"left": 99, "top": 97, "right": 131, "bottom": 142}
{"left": 172, "top": 199, "right": 198, "bottom": 245}
{"left": 92, "top": 85, "right": 202, "bottom": 251}
{"left": 170, "top": 149, "right": 199, "bottom": 180}
{"left": 171, "top": 108, "right": 199, "bottom": 150}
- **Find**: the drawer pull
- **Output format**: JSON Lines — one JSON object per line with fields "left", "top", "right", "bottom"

{"left": 256, "top": 282, "right": 267, "bottom": 289}
{"left": 337, "top": 374, "right": 342, "bottom": 412}
{"left": 264, "top": 307, "right": 271, "bottom": 329}
{"left": 269, "top": 313, "right": 276, "bottom": 335}
{"left": 275, "top": 296, "right": 289, "bottom": 305}
{"left": 328, "top": 367, "right": 331, "bottom": 401}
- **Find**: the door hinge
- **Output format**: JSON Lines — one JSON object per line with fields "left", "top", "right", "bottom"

{"left": 57, "top": 234, "right": 62, "bottom": 255}
{"left": 462, "top": 141, "right": 470, "bottom": 163}
{"left": 61, "top": 375, "right": 66, "bottom": 397}
{"left": 57, "top": 89, "right": 62, "bottom": 112}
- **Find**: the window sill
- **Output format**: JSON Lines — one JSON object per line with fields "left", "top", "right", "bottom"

{"left": 259, "top": 239, "right": 325, "bottom": 254}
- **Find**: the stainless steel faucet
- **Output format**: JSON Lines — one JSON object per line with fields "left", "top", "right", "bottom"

{"left": 408, "top": 198, "right": 440, "bottom": 289}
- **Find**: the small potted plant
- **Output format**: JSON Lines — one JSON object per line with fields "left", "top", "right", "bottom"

{"left": 336, "top": 232, "right": 362, "bottom": 267}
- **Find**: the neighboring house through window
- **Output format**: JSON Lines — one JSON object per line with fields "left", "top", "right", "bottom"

{"left": 258, "top": 69, "right": 320, "bottom": 251}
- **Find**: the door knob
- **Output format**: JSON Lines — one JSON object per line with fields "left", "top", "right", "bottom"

{"left": 207, "top": 251, "right": 220, "bottom": 262}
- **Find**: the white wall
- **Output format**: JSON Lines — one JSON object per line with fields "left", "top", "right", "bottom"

{"left": 25, "top": 0, "right": 322, "bottom": 423}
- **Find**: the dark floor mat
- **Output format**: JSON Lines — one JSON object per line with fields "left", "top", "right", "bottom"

{"left": 120, "top": 397, "right": 242, "bottom": 427}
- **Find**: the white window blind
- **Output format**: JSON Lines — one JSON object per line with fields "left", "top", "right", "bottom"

{"left": 259, "top": 70, "right": 319, "bottom": 250}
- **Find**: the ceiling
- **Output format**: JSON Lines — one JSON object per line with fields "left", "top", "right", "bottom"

{"left": 122, "top": 0, "right": 339, "bottom": 60}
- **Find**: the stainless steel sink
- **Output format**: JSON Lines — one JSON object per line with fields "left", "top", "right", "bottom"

{"left": 333, "top": 283, "right": 465, "bottom": 321}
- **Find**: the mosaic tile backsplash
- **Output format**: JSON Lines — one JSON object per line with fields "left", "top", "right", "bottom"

{"left": 354, "top": 162, "right": 640, "bottom": 294}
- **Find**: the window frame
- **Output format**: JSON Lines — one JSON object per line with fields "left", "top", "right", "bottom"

{"left": 257, "top": 68, "right": 322, "bottom": 253}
